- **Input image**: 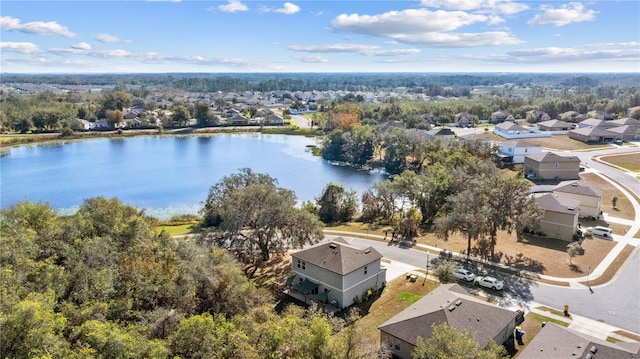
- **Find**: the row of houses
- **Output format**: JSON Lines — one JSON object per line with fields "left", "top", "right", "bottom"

{"left": 493, "top": 117, "right": 640, "bottom": 142}
{"left": 285, "top": 240, "right": 636, "bottom": 358}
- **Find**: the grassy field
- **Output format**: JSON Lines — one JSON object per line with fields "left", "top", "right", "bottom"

{"left": 599, "top": 152, "right": 640, "bottom": 172}
{"left": 523, "top": 135, "right": 612, "bottom": 151}
{"left": 155, "top": 223, "right": 197, "bottom": 236}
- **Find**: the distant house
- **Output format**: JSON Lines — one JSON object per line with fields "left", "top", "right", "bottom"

{"left": 606, "top": 125, "right": 640, "bottom": 141}
{"left": 526, "top": 109, "right": 551, "bottom": 123}
{"left": 577, "top": 118, "right": 617, "bottom": 129}
{"left": 536, "top": 119, "right": 574, "bottom": 132}
{"left": 229, "top": 114, "right": 249, "bottom": 125}
{"left": 377, "top": 121, "right": 406, "bottom": 132}
{"left": 568, "top": 127, "right": 619, "bottom": 143}
{"left": 518, "top": 322, "right": 640, "bottom": 359}
{"left": 559, "top": 111, "right": 586, "bottom": 123}
{"left": 553, "top": 181, "right": 603, "bottom": 218}
{"left": 498, "top": 139, "right": 542, "bottom": 164}
{"left": 266, "top": 113, "right": 284, "bottom": 125}
{"left": 524, "top": 152, "right": 581, "bottom": 180}
{"left": 454, "top": 112, "right": 475, "bottom": 127}
{"left": 587, "top": 110, "right": 614, "bottom": 121}
{"left": 490, "top": 110, "right": 514, "bottom": 124}
{"left": 379, "top": 283, "right": 520, "bottom": 359}
{"left": 610, "top": 117, "right": 640, "bottom": 127}
{"left": 425, "top": 127, "right": 456, "bottom": 142}
{"left": 494, "top": 121, "right": 529, "bottom": 138}
{"left": 534, "top": 193, "right": 580, "bottom": 241}
{"left": 78, "top": 119, "right": 92, "bottom": 130}
{"left": 285, "top": 238, "right": 386, "bottom": 310}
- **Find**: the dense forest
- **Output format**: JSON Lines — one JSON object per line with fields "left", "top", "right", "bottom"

{"left": 2, "top": 72, "right": 640, "bottom": 92}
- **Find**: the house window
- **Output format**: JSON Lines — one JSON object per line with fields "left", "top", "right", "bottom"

{"left": 555, "top": 162, "right": 559, "bottom": 168}
{"left": 297, "top": 259, "right": 301, "bottom": 268}
{"left": 311, "top": 287, "right": 318, "bottom": 295}
{"left": 524, "top": 148, "right": 528, "bottom": 153}
{"left": 302, "top": 261, "right": 306, "bottom": 270}
{"left": 364, "top": 266, "right": 368, "bottom": 275}
{"left": 394, "top": 343, "right": 400, "bottom": 350}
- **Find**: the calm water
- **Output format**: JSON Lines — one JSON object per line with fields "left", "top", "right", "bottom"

{"left": 1, "top": 134, "right": 386, "bottom": 219}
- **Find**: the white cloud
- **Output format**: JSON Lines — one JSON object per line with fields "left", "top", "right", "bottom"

{"left": 393, "top": 31, "right": 522, "bottom": 47}
{"left": 293, "top": 55, "right": 328, "bottom": 63}
{"left": 72, "top": 42, "right": 92, "bottom": 50}
{"left": 274, "top": 2, "right": 300, "bottom": 15}
{"left": 95, "top": 33, "right": 124, "bottom": 43}
{"left": 528, "top": 2, "right": 597, "bottom": 27}
{"left": 332, "top": 9, "right": 489, "bottom": 35}
{"left": 88, "top": 49, "right": 132, "bottom": 58}
{"left": 217, "top": 0, "right": 248, "bottom": 13}
{"left": 0, "top": 41, "right": 40, "bottom": 54}
{"left": 467, "top": 45, "right": 640, "bottom": 64}
{"left": 0, "top": 16, "right": 76, "bottom": 38}
{"left": 420, "top": 0, "right": 529, "bottom": 14}
{"left": 288, "top": 43, "right": 421, "bottom": 56}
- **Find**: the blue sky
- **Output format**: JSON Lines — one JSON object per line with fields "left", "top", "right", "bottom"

{"left": 1, "top": 0, "right": 639, "bottom": 73}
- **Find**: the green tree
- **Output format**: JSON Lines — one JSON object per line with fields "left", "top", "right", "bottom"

{"left": 106, "top": 109, "right": 123, "bottom": 128}
{"left": 201, "top": 168, "right": 324, "bottom": 262}
{"left": 317, "top": 182, "right": 357, "bottom": 224}
{"left": 99, "top": 91, "right": 132, "bottom": 118}
{"left": 567, "top": 242, "right": 583, "bottom": 264}
{"left": 0, "top": 291, "right": 71, "bottom": 358}
{"left": 171, "top": 105, "right": 191, "bottom": 126}
{"left": 432, "top": 261, "right": 457, "bottom": 284}
{"left": 194, "top": 101, "right": 212, "bottom": 127}
{"left": 412, "top": 322, "right": 508, "bottom": 359}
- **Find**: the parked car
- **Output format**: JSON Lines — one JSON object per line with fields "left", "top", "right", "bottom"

{"left": 614, "top": 139, "right": 623, "bottom": 145}
{"left": 586, "top": 226, "right": 613, "bottom": 238}
{"left": 453, "top": 268, "right": 476, "bottom": 282}
{"left": 474, "top": 276, "right": 504, "bottom": 290}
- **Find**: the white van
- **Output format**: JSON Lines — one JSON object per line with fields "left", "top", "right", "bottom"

{"left": 587, "top": 226, "right": 613, "bottom": 238}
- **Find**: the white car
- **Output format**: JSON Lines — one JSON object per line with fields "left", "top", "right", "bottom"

{"left": 474, "top": 276, "right": 504, "bottom": 290}
{"left": 453, "top": 268, "right": 476, "bottom": 282}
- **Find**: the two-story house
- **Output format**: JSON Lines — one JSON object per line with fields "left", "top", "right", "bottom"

{"left": 524, "top": 152, "right": 581, "bottom": 180}
{"left": 285, "top": 238, "right": 386, "bottom": 310}
{"left": 498, "top": 139, "right": 542, "bottom": 164}
{"left": 553, "top": 181, "right": 603, "bottom": 219}
{"left": 534, "top": 193, "right": 580, "bottom": 241}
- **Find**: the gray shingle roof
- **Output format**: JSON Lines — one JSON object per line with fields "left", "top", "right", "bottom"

{"left": 292, "top": 238, "right": 382, "bottom": 275}
{"left": 553, "top": 181, "right": 603, "bottom": 197}
{"left": 518, "top": 323, "right": 640, "bottom": 359}
{"left": 525, "top": 152, "right": 580, "bottom": 164}
{"left": 378, "top": 283, "right": 518, "bottom": 347}
{"left": 535, "top": 193, "right": 581, "bottom": 214}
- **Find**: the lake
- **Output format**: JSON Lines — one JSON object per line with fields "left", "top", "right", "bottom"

{"left": 1, "top": 134, "right": 386, "bottom": 219}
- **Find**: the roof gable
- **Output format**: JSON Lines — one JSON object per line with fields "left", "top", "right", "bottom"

{"left": 535, "top": 193, "right": 581, "bottom": 214}
{"left": 292, "top": 238, "right": 382, "bottom": 275}
{"left": 526, "top": 152, "right": 580, "bottom": 164}
{"left": 553, "top": 181, "right": 603, "bottom": 197}
{"left": 379, "top": 284, "right": 518, "bottom": 347}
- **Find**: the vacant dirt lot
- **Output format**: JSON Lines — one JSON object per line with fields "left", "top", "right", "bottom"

{"left": 600, "top": 152, "right": 640, "bottom": 172}
{"left": 521, "top": 135, "right": 611, "bottom": 151}
{"left": 413, "top": 229, "right": 616, "bottom": 278}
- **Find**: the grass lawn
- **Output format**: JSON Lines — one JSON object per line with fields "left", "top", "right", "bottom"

{"left": 155, "top": 223, "right": 197, "bottom": 236}
{"left": 524, "top": 135, "right": 611, "bottom": 151}
{"left": 354, "top": 276, "right": 439, "bottom": 346}
{"left": 580, "top": 172, "right": 636, "bottom": 220}
{"left": 599, "top": 152, "right": 640, "bottom": 172}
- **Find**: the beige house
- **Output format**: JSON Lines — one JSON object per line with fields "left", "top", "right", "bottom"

{"left": 524, "top": 152, "right": 581, "bottom": 180}
{"left": 534, "top": 193, "right": 580, "bottom": 241}
{"left": 553, "top": 181, "right": 603, "bottom": 218}
{"left": 568, "top": 127, "right": 619, "bottom": 143}
{"left": 379, "top": 283, "right": 520, "bottom": 359}
{"left": 536, "top": 119, "right": 574, "bottom": 131}
{"left": 285, "top": 238, "right": 386, "bottom": 310}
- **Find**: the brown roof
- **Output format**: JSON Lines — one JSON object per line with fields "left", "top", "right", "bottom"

{"left": 518, "top": 323, "right": 640, "bottom": 359}
{"left": 292, "top": 238, "right": 382, "bottom": 275}
{"left": 535, "top": 193, "right": 581, "bottom": 215}
{"left": 525, "top": 151, "right": 580, "bottom": 164}
{"left": 378, "top": 284, "right": 518, "bottom": 347}
{"left": 496, "top": 121, "right": 528, "bottom": 131}
{"left": 570, "top": 127, "right": 617, "bottom": 137}
{"left": 553, "top": 181, "right": 603, "bottom": 197}
{"left": 537, "top": 119, "right": 573, "bottom": 128}
{"left": 611, "top": 118, "right": 640, "bottom": 127}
